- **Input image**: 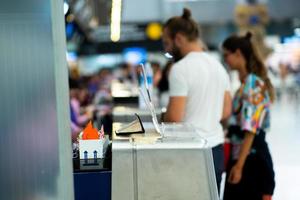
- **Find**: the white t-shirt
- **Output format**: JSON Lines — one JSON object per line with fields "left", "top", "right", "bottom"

{"left": 169, "top": 52, "right": 230, "bottom": 147}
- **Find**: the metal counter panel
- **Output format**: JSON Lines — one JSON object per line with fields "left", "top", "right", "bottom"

{"left": 112, "top": 138, "right": 219, "bottom": 200}
{"left": 112, "top": 142, "right": 135, "bottom": 200}
{"left": 136, "top": 148, "right": 216, "bottom": 200}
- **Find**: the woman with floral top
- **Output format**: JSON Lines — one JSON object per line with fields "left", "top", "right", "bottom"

{"left": 222, "top": 32, "right": 275, "bottom": 200}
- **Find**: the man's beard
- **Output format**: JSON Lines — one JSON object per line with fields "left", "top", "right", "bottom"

{"left": 171, "top": 45, "right": 183, "bottom": 62}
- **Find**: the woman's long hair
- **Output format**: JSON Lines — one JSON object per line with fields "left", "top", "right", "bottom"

{"left": 222, "top": 32, "right": 275, "bottom": 102}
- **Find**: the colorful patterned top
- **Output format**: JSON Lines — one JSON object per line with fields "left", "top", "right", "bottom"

{"left": 230, "top": 73, "right": 271, "bottom": 134}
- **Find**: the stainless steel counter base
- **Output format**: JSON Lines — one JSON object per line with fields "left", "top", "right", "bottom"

{"left": 112, "top": 124, "right": 219, "bottom": 200}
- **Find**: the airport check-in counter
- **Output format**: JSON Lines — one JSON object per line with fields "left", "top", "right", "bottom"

{"left": 113, "top": 106, "right": 163, "bottom": 123}
{"left": 111, "top": 80, "right": 139, "bottom": 105}
{"left": 112, "top": 122, "right": 219, "bottom": 200}
{"left": 111, "top": 80, "right": 164, "bottom": 124}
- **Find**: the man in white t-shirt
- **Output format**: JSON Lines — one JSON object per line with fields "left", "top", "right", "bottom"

{"left": 162, "top": 8, "right": 232, "bottom": 192}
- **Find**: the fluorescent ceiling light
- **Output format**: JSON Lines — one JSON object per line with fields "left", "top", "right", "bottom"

{"left": 111, "top": 0, "right": 122, "bottom": 42}
{"left": 64, "top": 2, "right": 69, "bottom": 15}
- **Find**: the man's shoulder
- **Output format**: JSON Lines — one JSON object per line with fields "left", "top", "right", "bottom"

{"left": 172, "top": 53, "right": 202, "bottom": 70}
{"left": 201, "top": 52, "right": 223, "bottom": 65}
{"left": 173, "top": 57, "right": 187, "bottom": 68}
{"left": 171, "top": 59, "right": 187, "bottom": 74}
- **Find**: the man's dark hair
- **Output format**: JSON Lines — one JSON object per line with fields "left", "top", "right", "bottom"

{"left": 164, "top": 8, "right": 200, "bottom": 41}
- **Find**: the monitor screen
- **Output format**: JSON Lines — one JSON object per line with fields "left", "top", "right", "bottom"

{"left": 123, "top": 47, "right": 147, "bottom": 65}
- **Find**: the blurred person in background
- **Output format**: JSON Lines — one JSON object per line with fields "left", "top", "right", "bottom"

{"left": 150, "top": 61, "right": 162, "bottom": 87}
{"left": 116, "top": 62, "right": 135, "bottom": 83}
{"left": 162, "top": 8, "right": 232, "bottom": 193}
{"left": 121, "top": 62, "right": 133, "bottom": 82}
{"left": 222, "top": 32, "right": 275, "bottom": 200}
{"left": 93, "top": 68, "right": 113, "bottom": 105}
{"left": 98, "top": 68, "right": 113, "bottom": 87}
{"left": 69, "top": 81, "right": 93, "bottom": 142}
{"left": 69, "top": 65, "right": 81, "bottom": 82}
{"left": 93, "top": 68, "right": 114, "bottom": 134}
{"left": 158, "top": 60, "right": 173, "bottom": 107}
{"left": 87, "top": 74, "right": 100, "bottom": 99}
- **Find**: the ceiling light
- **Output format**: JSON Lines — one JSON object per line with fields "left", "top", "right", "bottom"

{"left": 111, "top": 0, "right": 122, "bottom": 42}
{"left": 64, "top": 2, "right": 69, "bottom": 15}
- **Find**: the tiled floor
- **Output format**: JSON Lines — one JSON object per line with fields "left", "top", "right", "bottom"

{"left": 267, "top": 93, "right": 300, "bottom": 200}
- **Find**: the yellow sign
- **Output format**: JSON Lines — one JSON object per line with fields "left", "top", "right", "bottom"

{"left": 146, "top": 23, "right": 162, "bottom": 40}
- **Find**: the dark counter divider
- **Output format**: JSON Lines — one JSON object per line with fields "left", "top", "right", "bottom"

{"left": 73, "top": 143, "right": 112, "bottom": 200}
{"left": 113, "top": 96, "right": 139, "bottom": 105}
{"left": 74, "top": 171, "right": 111, "bottom": 200}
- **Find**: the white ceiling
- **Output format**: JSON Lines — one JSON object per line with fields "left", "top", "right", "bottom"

{"left": 122, "top": 0, "right": 300, "bottom": 23}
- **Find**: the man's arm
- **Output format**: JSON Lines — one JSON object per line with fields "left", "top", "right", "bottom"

{"left": 222, "top": 91, "right": 232, "bottom": 121}
{"left": 163, "top": 96, "right": 186, "bottom": 122}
